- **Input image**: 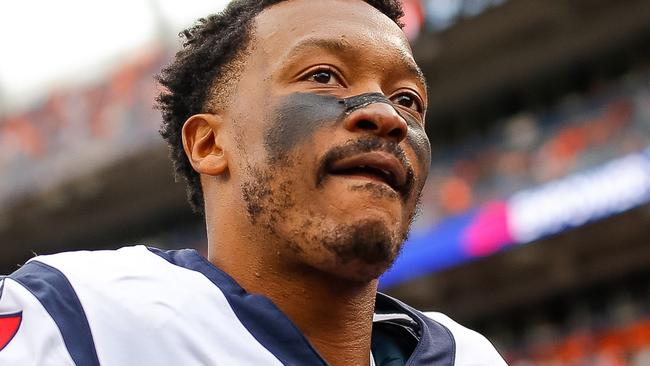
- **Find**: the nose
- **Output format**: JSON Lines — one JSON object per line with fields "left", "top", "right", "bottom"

{"left": 343, "top": 102, "right": 408, "bottom": 143}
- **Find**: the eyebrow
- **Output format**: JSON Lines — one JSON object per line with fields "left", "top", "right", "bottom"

{"left": 282, "top": 37, "right": 428, "bottom": 90}
{"left": 289, "top": 38, "right": 350, "bottom": 54}
{"left": 398, "top": 52, "right": 428, "bottom": 91}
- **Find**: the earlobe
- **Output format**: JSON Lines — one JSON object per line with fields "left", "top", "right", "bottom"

{"left": 182, "top": 114, "right": 228, "bottom": 176}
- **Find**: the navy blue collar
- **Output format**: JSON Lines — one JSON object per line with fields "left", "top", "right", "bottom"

{"left": 148, "top": 247, "right": 455, "bottom": 366}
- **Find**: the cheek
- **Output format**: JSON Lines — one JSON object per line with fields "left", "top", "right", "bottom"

{"left": 407, "top": 128, "right": 431, "bottom": 170}
{"left": 264, "top": 93, "right": 345, "bottom": 161}
{"left": 403, "top": 114, "right": 432, "bottom": 171}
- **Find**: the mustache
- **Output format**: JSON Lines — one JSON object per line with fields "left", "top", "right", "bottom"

{"left": 316, "top": 137, "right": 416, "bottom": 198}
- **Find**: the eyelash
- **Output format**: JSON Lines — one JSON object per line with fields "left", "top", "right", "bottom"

{"left": 392, "top": 91, "right": 424, "bottom": 115}
{"left": 302, "top": 66, "right": 345, "bottom": 87}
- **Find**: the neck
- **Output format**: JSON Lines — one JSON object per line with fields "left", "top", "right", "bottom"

{"left": 209, "top": 233, "right": 377, "bottom": 366}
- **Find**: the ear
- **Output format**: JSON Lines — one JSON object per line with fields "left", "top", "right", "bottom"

{"left": 182, "top": 113, "right": 228, "bottom": 176}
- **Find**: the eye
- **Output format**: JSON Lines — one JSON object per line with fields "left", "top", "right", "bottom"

{"left": 311, "top": 70, "right": 333, "bottom": 84}
{"left": 303, "top": 67, "right": 342, "bottom": 86}
{"left": 392, "top": 92, "right": 424, "bottom": 114}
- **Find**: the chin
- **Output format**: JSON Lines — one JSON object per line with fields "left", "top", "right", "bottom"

{"left": 312, "top": 218, "right": 404, "bottom": 282}
{"left": 327, "top": 259, "right": 395, "bottom": 284}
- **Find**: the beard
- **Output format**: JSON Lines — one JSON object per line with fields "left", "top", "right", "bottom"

{"left": 320, "top": 219, "right": 403, "bottom": 265}
{"left": 240, "top": 153, "right": 416, "bottom": 282}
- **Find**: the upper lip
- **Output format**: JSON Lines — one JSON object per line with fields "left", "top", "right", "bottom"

{"left": 325, "top": 151, "right": 407, "bottom": 192}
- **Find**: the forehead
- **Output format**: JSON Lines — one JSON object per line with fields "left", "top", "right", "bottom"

{"left": 253, "top": 0, "right": 415, "bottom": 71}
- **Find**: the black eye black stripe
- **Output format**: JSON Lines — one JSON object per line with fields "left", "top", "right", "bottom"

{"left": 341, "top": 92, "right": 419, "bottom": 127}
{"left": 266, "top": 92, "right": 431, "bottom": 175}
{"left": 342, "top": 92, "right": 392, "bottom": 113}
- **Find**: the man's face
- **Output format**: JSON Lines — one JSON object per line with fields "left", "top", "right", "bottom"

{"left": 223, "top": 0, "right": 431, "bottom": 282}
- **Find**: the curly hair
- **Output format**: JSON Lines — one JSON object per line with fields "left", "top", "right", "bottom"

{"left": 156, "top": 0, "right": 405, "bottom": 214}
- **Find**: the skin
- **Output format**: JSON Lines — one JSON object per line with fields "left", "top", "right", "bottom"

{"left": 181, "top": 1, "right": 431, "bottom": 365}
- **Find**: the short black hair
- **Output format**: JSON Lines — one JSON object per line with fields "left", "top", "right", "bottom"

{"left": 156, "top": 0, "right": 404, "bottom": 214}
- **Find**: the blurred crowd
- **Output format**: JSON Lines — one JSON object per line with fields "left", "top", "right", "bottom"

{"left": 420, "top": 0, "right": 507, "bottom": 31}
{"left": 400, "top": 0, "right": 508, "bottom": 40}
{"left": 1, "top": 41, "right": 649, "bottom": 228}
{"left": 500, "top": 283, "right": 650, "bottom": 365}
{"left": 509, "top": 319, "right": 650, "bottom": 365}
{"left": 416, "top": 69, "right": 650, "bottom": 229}
{"left": 0, "top": 49, "right": 166, "bottom": 206}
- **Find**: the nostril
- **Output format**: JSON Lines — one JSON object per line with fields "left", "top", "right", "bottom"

{"left": 388, "top": 128, "right": 403, "bottom": 139}
{"left": 356, "top": 120, "right": 378, "bottom": 131}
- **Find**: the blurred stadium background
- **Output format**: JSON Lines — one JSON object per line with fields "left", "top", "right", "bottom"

{"left": 1, "top": 0, "right": 649, "bottom": 364}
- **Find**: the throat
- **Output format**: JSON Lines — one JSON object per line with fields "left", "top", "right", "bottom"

{"left": 298, "top": 285, "right": 377, "bottom": 366}
{"left": 209, "top": 234, "right": 380, "bottom": 366}
{"left": 258, "top": 267, "right": 379, "bottom": 366}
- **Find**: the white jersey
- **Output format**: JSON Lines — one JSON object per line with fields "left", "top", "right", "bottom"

{"left": 0, "top": 246, "right": 506, "bottom": 365}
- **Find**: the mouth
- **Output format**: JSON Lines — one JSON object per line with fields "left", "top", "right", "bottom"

{"left": 324, "top": 151, "right": 407, "bottom": 193}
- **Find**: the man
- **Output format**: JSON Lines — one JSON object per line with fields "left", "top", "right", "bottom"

{"left": 0, "top": 0, "right": 506, "bottom": 365}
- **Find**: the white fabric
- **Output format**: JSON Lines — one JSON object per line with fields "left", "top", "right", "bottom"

{"left": 425, "top": 312, "right": 507, "bottom": 366}
{"left": 372, "top": 313, "right": 414, "bottom": 323}
{"left": 0, "top": 246, "right": 506, "bottom": 365}
{"left": 33, "top": 246, "right": 283, "bottom": 366}
{"left": 0, "top": 277, "right": 75, "bottom": 366}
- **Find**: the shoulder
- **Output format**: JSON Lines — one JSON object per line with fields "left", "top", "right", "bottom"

{"left": 1, "top": 247, "right": 288, "bottom": 365}
{"left": 423, "top": 311, "right": 507, "bottom": 366}
{"left": 21, "top": 245, "right": 170, "bottom": 278}
{"left": 10, "top": 245, "right": 206, "bottom": 291}
{"left": 375, "top": 293, "right": 506, "bottom": 365}
{"left": 8, "top": 245, "right": 209, "bottom": 310}
{"left": 4, "top": 245, "right": 216, "bottom": 334}
{"left": 3, "top": 245, "right": 179, "bottom": 316}
{"left": 0, "top": 246, "right": 214, "bottom": 365}
{"left": 0, "top": 246, "right": 140, "bottom": 365}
